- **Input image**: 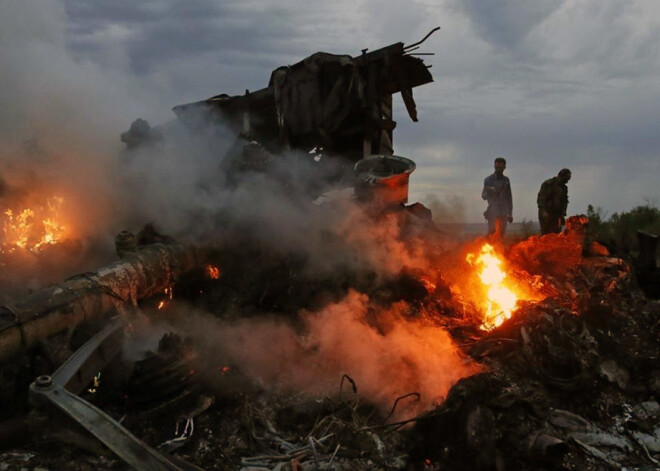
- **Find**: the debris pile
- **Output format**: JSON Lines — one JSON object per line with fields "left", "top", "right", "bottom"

{"left": 1, "top": 33, "right": 659, "bottom": 471}
{"left": 0, "top": 209, "right": 657, "bottom": 471}
{"left": 411, "top": 233, "right": 660, "bottom": 470}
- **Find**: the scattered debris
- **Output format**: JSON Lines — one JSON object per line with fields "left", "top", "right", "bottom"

{"left": 2, "top": 32, "right": 660, "bottom": 471}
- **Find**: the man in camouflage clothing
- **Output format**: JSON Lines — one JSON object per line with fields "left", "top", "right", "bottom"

{"left": 537, "top": 168, "right": 571, "bottom": 234}
{"left": 482, "top": 157, "right": 513, "bottom": 237}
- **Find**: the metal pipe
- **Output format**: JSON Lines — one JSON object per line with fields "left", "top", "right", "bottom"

{"left": 403, "top": 26, "right": 441, "bottom": 50}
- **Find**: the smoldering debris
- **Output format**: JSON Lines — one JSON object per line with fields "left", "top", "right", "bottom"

{"left": 168, "top": 290, "right": 480, "bottom": 421}
{"left": 1, "top": 11, "right": 660, "bottom": 470}
{"left": 2, "top": 220, "right": 658, "bottom": 471}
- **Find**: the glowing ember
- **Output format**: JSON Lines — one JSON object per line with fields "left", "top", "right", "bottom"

{"left": 206, "top": 265, "right": 220, "bottom": 279}
{"left": 2, "top": 196, "right": 67, "bottom": 253}
{"left": 87, "top": 372, "right": 102, "bottom": 394}
{"left": 466, "top": 243, "right": 518, "bottom": 330}
{"left": 156, "top": 288, "right": 173, "bottom": 310}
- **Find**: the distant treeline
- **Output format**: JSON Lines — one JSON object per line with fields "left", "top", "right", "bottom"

{"left": 587, "top": 202, "right": 660, "bottom": 255}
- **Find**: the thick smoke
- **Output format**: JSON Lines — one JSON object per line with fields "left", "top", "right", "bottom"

{"left": 170, "top": 290, "right": 480, "bottom": 420}
{"left": 0, "top": 1, "right": 189, "bottom": 299}
{"left": 0, "top": 0, "right": 440, "bottom": 279}
{"left": 117, "top": 115, "right": 478, "bottom": 419}
{"left": 1, "top": 1, "right": 479, "bottom": 413}
{"left": 0, "top": 1, "right": 176, "bottom": 251}
{"left": 423, "top": 193, "right": 467, "bottom": 225}
{"left": 118, "top": 113, "right": 452, "bottom": 277}
{"left": 0, "top": 1, "right": 418, "bottom": 280}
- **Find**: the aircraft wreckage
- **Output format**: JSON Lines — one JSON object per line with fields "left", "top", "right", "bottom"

{"left": 2, "top": 28, "right": 660, "bottom": 471}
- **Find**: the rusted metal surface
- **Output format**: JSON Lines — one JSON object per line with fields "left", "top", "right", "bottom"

{"left": 0, "top": 242, "right": 202, "bottom": 362}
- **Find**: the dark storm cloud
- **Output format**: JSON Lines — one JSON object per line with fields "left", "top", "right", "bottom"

{"left": 65, "top": 0, "right": 382, "bottom": 73}
{"left": 63, "top": 0, "right": 437, "bottom": 98}
{"left": 65, "top": 0, "right": 295, "bottom": 75}
{"left": 392, "top": 0, "right": 660, "bottom": 219}
{"left": 400, "top": 73, "right": 660, "bottom": 220}
{"left": 458, "top": 0, "right": 562, "bottom": 50}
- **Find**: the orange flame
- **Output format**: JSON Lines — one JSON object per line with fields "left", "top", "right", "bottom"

{"left": 206, "top": 265, "right": 220, "bottom": 279}
{"left": 466, "top": 243, "right": 518, "bottom": 330}
{"left": 2, "top": 196, "right": 67, "bottom": 253}
{"left": 156, "top": 287, "right": 173, "bottom": 310}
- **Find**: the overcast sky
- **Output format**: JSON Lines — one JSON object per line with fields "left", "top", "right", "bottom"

{"left": 3, "top": 0, "right": 660, "bottom": 222}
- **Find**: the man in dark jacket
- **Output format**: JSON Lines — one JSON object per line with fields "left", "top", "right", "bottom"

{"left": 482, "top": 157, "right": 513, "bottom": 237}
{"left": 537, "top": 168, "right": 571, "bottom": 234}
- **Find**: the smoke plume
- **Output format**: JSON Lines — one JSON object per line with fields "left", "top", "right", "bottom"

{"left": 423, "top": 193, "right": 467, "bottom": 224}
{"left": 170, "top": 290, "right": 480, "bottom": 420}
{"left": 1, "top": 1, "right": 480, "bottom": 415}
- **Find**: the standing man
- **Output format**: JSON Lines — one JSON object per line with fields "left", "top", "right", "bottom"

{"left": 537, "top": 168, "right": 571, "bottom": 234}
{"left": 482, "top": 157, "right": 513, "bottom": 237}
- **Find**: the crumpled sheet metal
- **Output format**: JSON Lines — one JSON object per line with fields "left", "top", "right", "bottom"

{"left": 272, "top": 52, "right": 361, "bottom": 137}
{"left": 173, "top": 41, "right": 433, "bottom": 160}
{"left": 29, "top": 317, "right": 205, "bottom": 471}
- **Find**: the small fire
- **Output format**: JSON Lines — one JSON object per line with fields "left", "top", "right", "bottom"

{"left": 2, "top": 196, "right": 67, "bottom": 253}
{"left": 206, "top": 265, "right": 220, "bottom": 279}
{"left": 157, "top": 287, "right": 173, "bottom": 310}
{"left": 466, "top": 243, "right": 518, "bottom": 330}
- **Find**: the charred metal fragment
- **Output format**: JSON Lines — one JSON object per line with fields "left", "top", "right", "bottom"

{"left": 170, "top": 39, "right": 435, "bottom": 162}
{"left": 29, "top": 316, "right": 204, "bottom": 471}
{"left": 120, "top": 119, "right": 163, "bottom": 149}
{"left": 126, "top": 333, "right": 197, "bottom": 412}
{"left": 0, "top": 242, "right": 203, "bottom": 362}
{"left": 115, "top": 230, "right": 137, "bottom": 258}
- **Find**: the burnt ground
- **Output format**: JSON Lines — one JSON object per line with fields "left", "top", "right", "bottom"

{"left": 1, "top": 233, "right": 659, "bottom": 471}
